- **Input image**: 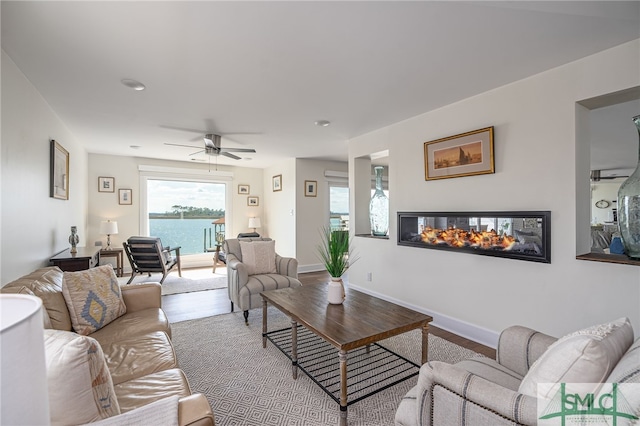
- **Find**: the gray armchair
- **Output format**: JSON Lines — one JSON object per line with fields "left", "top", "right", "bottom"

{"left": 223, "top": 237, "right": 301, "bottom": 324}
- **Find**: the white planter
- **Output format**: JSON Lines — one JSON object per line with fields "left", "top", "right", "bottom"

{"left": 327, "top": 277, "right": 345, "bottom": 305}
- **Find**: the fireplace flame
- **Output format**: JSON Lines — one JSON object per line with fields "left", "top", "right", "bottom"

{"left": 420, "top": 227, "right": 516, "bottom": 251}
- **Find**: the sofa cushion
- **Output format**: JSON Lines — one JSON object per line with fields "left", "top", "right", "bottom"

{"left": 62, "top": 266, "right": 127, "bottom": 335}
{"left": 0, "top": 285, "right": 53, "bottom": 329}
{"left": 519, "top": 317, "right": 634, "bottom": 398}
{"left": 80, "top": 396, "right": 180, "bottom": 426}
{"left": 1, "top": 266, "right": 72, "bottom": 330}
{"left": 101, "top": 331, "right": 178, "bottom": 385}
{"left": 89, "top": 308, "right": 171, "bottom": 345}
{"left": 114, "top": 369, "right": 191, "bottom": 413}
{"left": 239, "top": 240, "right": 277, "bottom": 275}
{"left": 44, "top": 329, "right": 120, "bottom": 425}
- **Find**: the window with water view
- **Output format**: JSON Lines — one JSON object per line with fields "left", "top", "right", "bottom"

{"left": 147, "top": 180, "right": 226, "bottom": 255}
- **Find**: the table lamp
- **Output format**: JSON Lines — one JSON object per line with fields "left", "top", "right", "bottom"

{"left": 100, "top": 220, "right": 118, "bottom": 249}
{"left": 1, "top": 294, "right": 50, "bottom": 425}
{"left": 248, "top": 217, "right": 261, "bottom": 233}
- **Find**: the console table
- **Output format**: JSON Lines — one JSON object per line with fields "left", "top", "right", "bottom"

{"left": 50, "top": 247, "right": 101, "bottom": 272}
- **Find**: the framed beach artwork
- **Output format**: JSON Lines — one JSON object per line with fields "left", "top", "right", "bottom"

{"left": 119, "top": 189, "right": 132, "bottom": 205}
{"left": 272, "top": 174, "right": 282, "bottom": 192}
{"left": 50, "top": 139, "right": 69, "bottom": 200}
{"left": 238, "top": 184, "right": 250, "bottom": 194}
{"left": 247, "top": 196, "right": 259, "bottom": 206}
{"left": 424, "top": 127, "right": 494, "bottom": 181}
{"left": 98, "top": 176, "right": 115, "bottom": 193}
{"left": 304, "top": 180, "right": 317, "bottom": 197}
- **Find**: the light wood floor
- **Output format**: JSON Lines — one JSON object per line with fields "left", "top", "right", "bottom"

{"left": 161, "top": 269, "right": 496, "bottom": 358}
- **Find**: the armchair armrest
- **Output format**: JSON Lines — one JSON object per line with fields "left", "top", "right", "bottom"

{"left": 496, "top": 325, "right": 557, "bottom": 377}
{"left": 121, "top": 282, "right": 162, "bottom": 311}
{"left": 178, "top": 394, "right": 215, "bottom": 426}
{"left": 276, "top": 254, "right": 298, "bottom": 279}
{"left": 415, "top": 361, "right": 538, "bottom": 426}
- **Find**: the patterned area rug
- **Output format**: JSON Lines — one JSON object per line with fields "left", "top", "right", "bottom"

{"left": 118, "top": 270, "right": 227, "bottom": 295}
{"left": 172, "top": 307, "right": 483, "bottom": 426}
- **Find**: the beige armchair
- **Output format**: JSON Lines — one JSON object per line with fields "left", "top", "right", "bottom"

{"left": 223, "top": 237, "right": 301, "bottom": 324}
{"left": 396, "top": 319, "right": 638, "bottom": 426}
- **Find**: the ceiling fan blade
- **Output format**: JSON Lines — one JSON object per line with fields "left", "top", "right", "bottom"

{"left": 159, "top": 124, "right": 206, "bottom": 134}
{"left": 189, "top": 149, "right": 205, "bottom": 156}
{"left": 164, "top": 142, "right": 201, "bottom": 149}
{"left": 221, "top": 152, "right": 242, "bottom": 160}
{"left": 219, "top": 148, "right": 256, "bottom": 153}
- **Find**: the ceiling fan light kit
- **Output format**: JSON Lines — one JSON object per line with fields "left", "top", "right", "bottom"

{"left": 165, "top": 132, "right": 256, "bottom": 160}
{"left": 120, "top": 79, "right": 146, "bottom": 91}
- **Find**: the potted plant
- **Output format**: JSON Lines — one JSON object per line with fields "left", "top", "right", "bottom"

{"left": 316, "top": 227, "right": 359, "bottom": 304}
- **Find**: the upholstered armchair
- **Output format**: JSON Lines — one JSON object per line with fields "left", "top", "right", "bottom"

{"left": 395, "top": 318, "right": 637, "bottom": 426}
{"left": 223, "top": 237, "right": 301, "bottom": 324}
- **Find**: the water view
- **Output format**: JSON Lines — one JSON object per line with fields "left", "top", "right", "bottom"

{"left": 149, "top": 218, "right": 225, "bottom": 255}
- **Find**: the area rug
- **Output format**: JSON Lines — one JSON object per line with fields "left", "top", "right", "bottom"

{"left": 119, "top": 272, "right": 227, "bottom": 295}
{"left": 171, "top": 307, "right": 483, "bottom": 426}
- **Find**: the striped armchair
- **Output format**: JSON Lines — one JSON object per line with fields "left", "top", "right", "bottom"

{"left": 396, "top": 320, "right": 639, "bottom": 426}
{"left": 223, "top": 237, "right": 301, "bottom": 324}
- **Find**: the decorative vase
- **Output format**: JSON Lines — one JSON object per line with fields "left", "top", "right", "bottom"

{"left": 617, "top": 115, "right": 640, "bottom": 258}
{"left": 68, "top": 226, "right": 79, "bottom": 254}
{"left": 327, "top": 277, "right": 345, "bottom": 305}
{"left": 369, "top": 166, "right": 389, "bottom": 236}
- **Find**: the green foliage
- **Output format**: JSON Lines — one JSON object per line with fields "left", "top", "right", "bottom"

{"left": 316, "top": 226, "right": 359, "bottom": 278}
{"left": 150, "top": 205, "right": 225, "bottom": 218}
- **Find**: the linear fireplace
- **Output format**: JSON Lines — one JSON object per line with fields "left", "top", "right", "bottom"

{"left": 398, "top": 211, "right": 551, "bottom": 263}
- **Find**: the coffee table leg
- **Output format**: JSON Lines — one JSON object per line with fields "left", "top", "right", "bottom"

{"left": 262, "top": 299, "right": 267, "bottom": 348}
{"left": 422, "top": 322, "right": 429, "bottom": 365}
{"left": 291, "top": 319, "right": 298, "bottom": 380}
{"left": 339, "top": 350, "right": 348, "bottom": 426}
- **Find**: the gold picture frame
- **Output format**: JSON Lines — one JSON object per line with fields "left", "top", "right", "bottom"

{"left": 238, "top": 184, "right": 250, "bottom": 194}
{"left": 272, "top": 174, "right": 282, "bottom": 192}
{"left": 424, "top": 127, "right": 494, "bottom": 180}
{"left": 50, "top": 139, "right": 69, "bottom": 200}
{"left": 98, "top": 176, "right": 115, "bottom": 193}
{"left": 118, "top": 189, "right": 132, "bottom": 205}
{"left": 247, "top": 196, "right": 259, "bottom": 206}
{"left": 304, "top": 180, "right": 317, "bottom": 197}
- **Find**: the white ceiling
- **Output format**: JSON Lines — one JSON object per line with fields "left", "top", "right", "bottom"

{"left": 2, "top": 1, "right": 639, "bottom": 169}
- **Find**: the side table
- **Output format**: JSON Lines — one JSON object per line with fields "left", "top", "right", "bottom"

{"left": 50, "top": 247, "right": 101, "bottom": 272}
{"left": 100, "top": 248, "right": 124, "bottom": 277}
{"left": 211, "top": 244, "right": 225, "bottom": 273}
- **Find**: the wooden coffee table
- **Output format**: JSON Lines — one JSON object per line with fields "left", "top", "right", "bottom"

{"left": 261, "top": 284, "right": 432, "bottom": 425}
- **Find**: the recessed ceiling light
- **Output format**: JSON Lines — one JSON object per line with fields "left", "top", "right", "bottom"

{"left": 121, "top": 79, "right": 146, "bottom": 91}
{"left": 315, "top": 120, "right": 330, "bottom": 127}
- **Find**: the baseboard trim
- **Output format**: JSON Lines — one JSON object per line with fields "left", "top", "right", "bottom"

{"left": 297, "top": 264, "right": 326, "bottom": 274}
{"left": 347, "top": 283, "right": 500, "bottom": 349}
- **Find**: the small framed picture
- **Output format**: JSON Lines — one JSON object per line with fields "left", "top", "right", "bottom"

{"left": 272, "top": 174, "right": 282, "bottom": 192}
{"left": 119, "top": 189, "right": 132, "bottom": 205}
{"left": 50, "top": 140, "right": 69, "bottom": 200}
{"left": 238, "top": 184, "right": 250, "bottom": 194}
{"left": 247, "top": 196, "right": 259, "bottom": 206}
{"left": 304, "top": 180, "right": 317, "bottom": 197}
{"left": 98, "top": 177, "right": 115, "bottom": 193}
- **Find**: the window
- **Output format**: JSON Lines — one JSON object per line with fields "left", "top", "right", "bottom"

{"left": 146, "top": 179, "right": 226, "bottom": 255}
{"left": 330, "top": 185, "right": 349, "bottom": 231}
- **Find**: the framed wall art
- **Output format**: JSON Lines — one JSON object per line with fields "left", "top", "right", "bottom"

{"left": 238, "top": 184, "right": 250, "bottom": 194}
{"left": 50, "top": 140, "right": 69, "bottom": 200}
{"left": 304, "top": 180, "right": 317, "bottom": 197}
{"left": 247, "top": 196, "right": 259, "bottom": 206}
{"left": 424, "top": 127, "right": 494, "bottom": 181}
{"left": 272, "top": 174, "right": 282, "bottom": 192}
{"left": 118, "top": 189, "right": 132, "bottom": 205}
{"left": 98, "top": 176, "right": 115, "bottom": 193}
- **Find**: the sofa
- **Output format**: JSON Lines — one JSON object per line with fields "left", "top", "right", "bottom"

{"left": 1, "top": 266, "right": 214, "bottom": 426}
{"left": 395, "top": 317, "right": 639, "bottom": 426}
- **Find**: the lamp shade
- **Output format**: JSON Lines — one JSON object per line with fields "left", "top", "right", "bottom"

{"left": 1, "top": 294, "right": 50, "bottom": 425}
{"left": 248, "top": 217, "right": 261, "bottom": 229}
{"left": 99, "top": 220, "right": 118, "bottom": 235}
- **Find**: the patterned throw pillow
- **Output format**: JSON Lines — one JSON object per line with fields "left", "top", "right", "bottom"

{"left": 62, "top": 265, "right": 126, "bottom": 335}
{"left": 44, "top": 329, "right": 120, "bottom": 425}
{"left": 518, "top": 317, "right": 634, "bottom": 399}
{"left": 239, "top": 240, "right": 277, "bottom": 275}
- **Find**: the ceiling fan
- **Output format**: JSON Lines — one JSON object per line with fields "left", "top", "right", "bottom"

{"left": 165, "top": 134, "right": 256, "bottom": 160}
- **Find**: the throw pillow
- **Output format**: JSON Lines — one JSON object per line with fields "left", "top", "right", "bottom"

{"left": 239, "top": 240, "right": 277, "bottom": 275}
{"left": 518, "top": 317, "right": 634, "bottom": 399}
{"left": 44, "top": 329, "right": 121, "bottom": 425}
{"left": 62, "top": 265, "right": 126, "bottom": 335}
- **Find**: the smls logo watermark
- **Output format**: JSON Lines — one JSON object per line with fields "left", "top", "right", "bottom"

{"left": 537, "top": 383, "right": 639, "bottom": 426}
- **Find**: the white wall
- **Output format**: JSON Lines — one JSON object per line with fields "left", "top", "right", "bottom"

{"left": 347, "top": 40, "right": 640, "bottom": 345}
{"left": 264, "top": 159, "right": 297, "bottom": 258}
{"left": 1, "top": 51, "right": 89, "bottom": 284}
{"left": 295, "top": 158, "right": 348, "bottom": 270}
